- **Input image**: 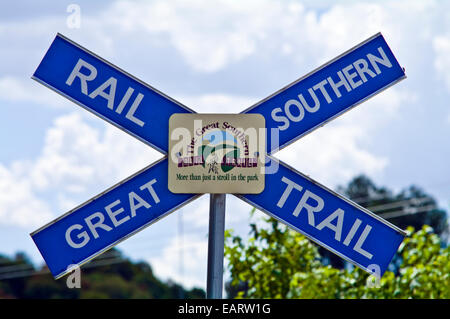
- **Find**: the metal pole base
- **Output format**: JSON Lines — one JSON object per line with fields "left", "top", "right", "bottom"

{"left": 206, "top": 193, "right": 226, "bottom": 299}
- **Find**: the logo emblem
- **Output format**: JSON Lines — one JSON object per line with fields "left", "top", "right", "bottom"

{"left": 168, "top": 114, "right": 266, "bottom": 194}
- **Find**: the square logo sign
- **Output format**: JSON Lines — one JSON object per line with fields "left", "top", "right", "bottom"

{"left": 168, "top": 114, "right": 266, "bottom": 194}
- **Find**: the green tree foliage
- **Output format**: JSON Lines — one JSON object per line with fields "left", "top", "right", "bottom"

{"left": 225, "top": 211, "right": 449, "bottom": 299}
{"left": 0, "top": 248, "right": 205, "bottom": 299}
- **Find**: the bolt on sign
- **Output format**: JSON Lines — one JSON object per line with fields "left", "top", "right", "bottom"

{"left": 168, "top": 114, "right": 266, "bottom": 194}
{"left": 30, "top": 32, "right": 407, "bottom": 280}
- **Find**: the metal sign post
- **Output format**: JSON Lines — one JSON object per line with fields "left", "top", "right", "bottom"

{"left": 207, "top": 194, "right": 226, "bottom": 299}
{"left": 30, "top": 32, "right": 407, "bottom": 299}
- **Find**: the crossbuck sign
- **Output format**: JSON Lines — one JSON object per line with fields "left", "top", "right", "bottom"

{"left": 31, "top": 33, "right": 407, "bottom": 288}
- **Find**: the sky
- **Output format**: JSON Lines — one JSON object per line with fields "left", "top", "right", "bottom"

{"left": 0, "top": 0, "right": 449, "bottom": 290}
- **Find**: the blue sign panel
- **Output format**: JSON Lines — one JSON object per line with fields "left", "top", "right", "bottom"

{"left": 33, "top": 33, "right": 193, "bottom": 154}
{"left": 238, "top": 157, "right": 406, "bottom": 276}
{"left": 243, "top": 33, "right": 406, "bottom": 154}
{"left": 30, "top": 33, "right": 406, "bottom": 279}
{"left": 31, "top": 158, "right": 199, "bottom": 279}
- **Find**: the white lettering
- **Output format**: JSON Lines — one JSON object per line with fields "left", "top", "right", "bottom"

{"left": 353, "top": 59, "right": 376, "bottom": 82}
{"left": 66, "top": 264, "right": 81, "bottom": 288}
{"left": 65, "top": 59, "right": 146, "bottom": 127}
{"left": 271, "top": 107, "right": 290, "bottom": 131}
{"left": 65, "top": 224, "right": 90, "bottom": 248}
{"left": 115, "top": 87, "right": 134, "bottom": 114}
{"left": 342, "top": 64, "right": 363, "bottom": 89}
{"left": 312, "top": 79, "right": 333, "bottom": 104}
{"left": 277, "top": 176, "right": 303, "bottom": 208}
{"left": 84, "top": 212, "right": 112, "bottom": 239}
{"left": 278, "top": 177, "right": 324, "bottom": 226}
{"left": 316, "top": 208, "right": 344, "bottom": 241}
{"left": 129, "top": 191, "right": 151, "bottom": 217}
{"left": 367, "top": 47, "right": 392, "bottom": 75}
{"left": 66, "top": 4, "right": 81, "bottom": 29}
{"left": 140, "top": 179, "right": 160, "bottom": 204}
{"left": 298, "top": 88, "right": 320, "bottom": 112}
{"left": 268, "top": 46, "right": 393, "bottom": 134}
{"left": 284, "top": 99, "right": 305, "bottom": 122}
{"left": 64, "top": 178, "right": 161, "bottom": 247}
{"left": 353, "top": 225, "right": 373, "bottom": 259}
{"left": 366, "top": 264, "right": 381, "bottom": 288}
{"left": 327, "top": 71, "right": 352, "bottom": 98}
{"left": 294, "top": 190, "right": 324, "bottom": 226}
{"left": 343, "top": 218, "right": 362, "bottom": 246}
{"left": 88, "top": 76, "right": 117, "bottom": 110}
{"left": 65, "top": 58, "right": 97, "bottom": 94}
{"left": 125, "top": 93, "right": 146, "bottom": 127}
{"left": 105, "top": 199, "right": 129, "bottom": 227}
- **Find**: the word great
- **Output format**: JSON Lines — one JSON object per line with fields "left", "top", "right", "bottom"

{"left": 65, "top": 179, "right": 160, "bottom": 249}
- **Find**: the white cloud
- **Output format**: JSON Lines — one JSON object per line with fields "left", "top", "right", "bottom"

{"left": 92, "top": 0, "right": 443, "bottom": 75}
{"left": 179, "top": 191, "right": 256, "bottom": 230}
{"left": 180, "top": 196, "right": 209, "bottom": 228}
{"left": 30, "top": 112, "right": 161, "bottom": 193}
{"left": 277, "top": 124, "right": 388, "bottom": 188}
{"left": 336, "top": 87, "right": 416, "bottom": 131}
{"left": 0, "top": 76, "right": 68, "bottom": 108}
{"left": 97, "top": 0, "right": 379, "bottom": 72}
{"left": 0, "top": 111, "right": 161, "bottom": 228}
{"left": 0, "top": 0, "right": 444, "bottom": 82}
{"left": 0, "top": 164, "right": 52, "bottom": 228}
{"left": 104, "top": 0, "right": 268, "bottom": 72}
{"left": 179, "top": 93, "right": 258, "bottom": 113}
{"left": 433, "top": 35, "right": 450, "bottom": 90}
{"left": 149, "top": 233, "right": 208, "bottom": 289}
